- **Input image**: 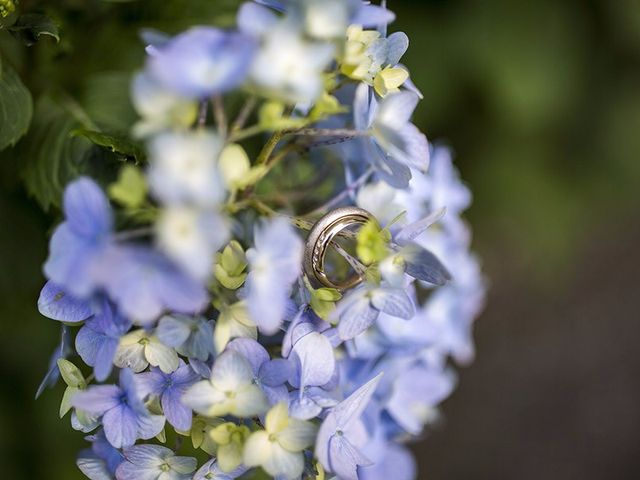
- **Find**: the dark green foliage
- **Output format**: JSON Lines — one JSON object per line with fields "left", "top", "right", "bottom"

{"left": 0, "top": 57, "right": 32, "bottom": 150}
{"left": 8, "top": 13, "right": 60, "bottom": 46}
{"left": 20, "top": 96, "right": 92, "bottom": 210}
{"left": 71, "top": 129, "right": 145, "bottom": 163}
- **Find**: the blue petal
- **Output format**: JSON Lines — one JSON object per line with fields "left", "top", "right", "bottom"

{"left": 402, "top": 244, "right": 451, "bottom": 286}
{"left": 335, "top": 291, "right": 379, "bottom": 340}
{"left": 291, "top": 332, "right": 335, "bottom": 388}
{"left": 72, "top": 385, "right": 122, "bottom": 416}
{"left": 394, "top": 208, "right": 446, "bottom": 246}
{"left": 386, "top": 366, "right": 455, "bottom": 434}
{"left": 63, "top": 177, "right": 113, "bottom": 239}
{"left": 188, "top": 358, "right": 212, "bottom": 379}
{"left": 259, "top": 358, "right": 294, "bottom": 387}
{"left": 353, "top": 83, "right": 373, "bottom": 130}
{"left": 93, "top": 337, "right": 119, "bottom": 382}
{"left": 104, "top": 247, "right": 208, "bottom": 325}
{"left": 103, "top": 405, "right": 139, "bottom": 448}
{"left": 76, "top": 450, "right": 113, "bottom": 480}
{"left": 156, "top": 314, "right": 192, "bottom": 348}
{"left": 134, "top": 369, "right": 166, "bottom": 398}
{"left": 35, "top": 325, "right": 73, "bottom": 399}
{"left": 385, "top": 32, "right": 409, "bottom": 66}
{"left": 254, "top": 0, "right": 286, "bottom": 12}
{"left": 289, "top": 393, "right": 322, "bottom": 420}
{"left": 38, "top": 281, "right": 92, "bottom": 322}
{"left": 328, "top": 434, "right": 372, "bottom": 480}
{"left": 89, "top": 430, "right": 125, "bottom": 475}
{"left": 162, "top": 387, "right": 193, "bottom": 431}
{"left": 135, "top": 412, "right": 165, "bottom": 441}
{"left": 76, "top": 304, "right": 128, "bottom": 382}
{"left": 149, "top": 27, "right": 257, "bottom": 98}
{"left": 44, "top": 224, "right": 103, "bottom": 298}
{"left": 333, "top": 374, "right": 382, "bottom": 430}
{"left": 171, "top": 361, "right": 201, "bottom": 386}
{"left": 352, "top": 5, "right": 396, "bottom": 28}
{"left": 194, "top": 459, "right": 248, "bottom": 480}
{"left": 238, "top": 2, "right": 279, "bottom": 36}
{"left": 360, "top": 443, "right": 417, "bottom": 480}
{"left": 180, "top": 319, "right": 215, "bottom": 361}
{"left": 370, "top": 288, "right": 415, "bottom": 319}
{"left": 226, "top": 337, "right": 269, "bottom": 374}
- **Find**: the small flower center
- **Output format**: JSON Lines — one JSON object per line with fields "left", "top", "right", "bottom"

{"left": 160, "top": 463, "right": 171, "bottom": 472}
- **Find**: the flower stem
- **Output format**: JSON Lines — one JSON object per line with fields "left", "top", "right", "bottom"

{"left": 114, "top": 227, "right": 154, "bottom": 241}
{"left": 197, "top": 101, "right": 208, "bottom": 128}
{"left": 256, "top": 131, "right": 286, "bottom": 165}
{"left": 282, "top": 127, "right": 368, "bottom": 138}
{"left": 212, "top": 95, "right": 227, "bottom": 138}
{"left": 231, "top": 96, "right": 257, "bottom": 133}
{"left": 305, "top": 166, "right": 375, "bottom": 216}
{"left": 228, "top": 124, "right": 267, "bottom": 142}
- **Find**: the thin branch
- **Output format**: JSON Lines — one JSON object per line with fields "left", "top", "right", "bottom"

{"left": 266, "top": 142, "right": 305, "bottom": 168}
{"left": 305, "top": 166, "right": 375, "bottom": 217}
{"left": 307, "top": 136, "right": 356, "bottom": 148}
{"left": 227, "top": 124, "right": 267, "bottom": 143}
{"left": 212, "top": 95, "right": 227, "bottom": 138}
{"left": 231, "top": 96, "right": 257, "bottom": 132}
{"left": 332, "top": 242, "right": 367, "bottom": 276}
{"left": 113, "top": 227, "right": 154, "bottom": 241}
{"left": 287, "top": 214, "right": 357, "bottom": 240}
{"left": 256, "top": 131, "right": 285, "bottom": 165}
{"left": 197, "top": 101, "right": 208, "bottom": 128}
{"left": 283, "top": 128, "right": 368, "bottom": 138}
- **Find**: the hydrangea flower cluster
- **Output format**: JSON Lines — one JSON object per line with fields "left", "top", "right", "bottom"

{"left": 37, "top": 1, "right": 485, "bottom": 479}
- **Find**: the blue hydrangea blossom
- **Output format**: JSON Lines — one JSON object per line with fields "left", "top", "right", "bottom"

{"left": 36, "top": 2, "right": 486, "bottom": 479}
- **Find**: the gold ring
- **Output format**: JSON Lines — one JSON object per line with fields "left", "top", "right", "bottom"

{"left": 303, "top": 207, "right": 374, "bottom": 291}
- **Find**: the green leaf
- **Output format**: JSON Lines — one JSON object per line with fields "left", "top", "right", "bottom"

{"left": 57, "top": 359, "right": 86, "bottom": 389}
{"left": 0, "top": 0, "right": 16, "bottom": 20}
{"left": 8, "top": 14, "right": 60, "bottom": 46}
{"left": 80, "top": 72, "right": 137, "bottom": 132}
{"left": 215, "top": 241, "right": 248, "bottom": 290}
{"left": 219, "top": 143, "right": 250, "bottom": 188}
{"left": 309, "top": 287, "right": 342, "bottom": 320}
{"left": 309, "top": 92, "right": 348, "bottom": 122}
{"left": 356, "top": 219, "right": 389, "bottom": 265}
{"left": 71, "top": 129, "right": 145, "bottom": 163}
{"left": 21, "top": 96, "right": 92, "bottom": 210}
{"left": 59, "top": 386, "right": 79, "bottom": 418}
{"left": 0, "top": 58, "right": 33, "bottom": 151}
{"left": 108, "top": 165, "right": 148, "bottom": 208}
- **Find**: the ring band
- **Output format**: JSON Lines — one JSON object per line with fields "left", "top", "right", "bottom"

{"left": 303, "top": 207, "right": 374, "bottom": 291}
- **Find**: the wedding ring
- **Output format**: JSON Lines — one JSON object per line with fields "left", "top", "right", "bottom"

{"left": 303, "top": 207, "right": 375, "bottom": 291}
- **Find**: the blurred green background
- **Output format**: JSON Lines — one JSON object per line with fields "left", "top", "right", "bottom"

{"left": 1, "top": 0, "right": 639, "bottom": 478}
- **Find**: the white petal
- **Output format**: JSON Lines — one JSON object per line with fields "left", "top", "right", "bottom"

{"left": 292, "top": 332, "right": 335, "bottom": 388}
{"left": 243, "top": 431, "right": 272, "bottom": 467}
{"left": 231, "top": 384, "right": 269, "bottom": 417}
{"left": 182, "top": 381, "right": 225, "bottom": 416}
{"left": 265, "top": 402, "right": 289, "bottom": 434}
{"left": 278, "top": 418, "right": 317, "bottom": 452}
{"left": 167, "top": 455, "right": 197, "bottom": 474}
{"left": 114, "top": 342, "right": 148, "bottom": 373}
{"left": 145, "top": 337, "right": 179, "bottom": 373}
{"left": 263, "top": 443, "right": 304, "bottom": 480}
{"left": 210, "top": 350, "right": 255, "bottom": 391}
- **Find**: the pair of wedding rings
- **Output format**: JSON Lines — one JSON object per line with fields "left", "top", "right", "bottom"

{"left": 303, "top": 207, "right": 374, "bottom": 291}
